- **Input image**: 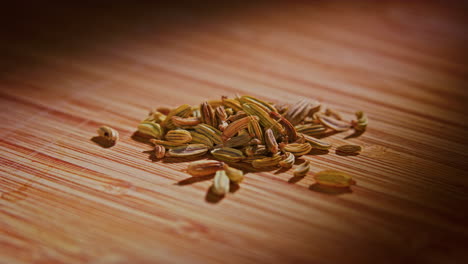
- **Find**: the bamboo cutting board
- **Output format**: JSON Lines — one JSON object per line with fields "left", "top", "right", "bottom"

{"left": 1, "top": 2, "right": 467, "bottom": 264}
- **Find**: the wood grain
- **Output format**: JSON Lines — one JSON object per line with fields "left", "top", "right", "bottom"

{"left": 1, "top": 2, "right": 468, "bottom": 263}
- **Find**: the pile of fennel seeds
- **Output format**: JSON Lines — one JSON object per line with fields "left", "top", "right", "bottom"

{"left": 123, "top": 96, "right": 366, "bottom": 196}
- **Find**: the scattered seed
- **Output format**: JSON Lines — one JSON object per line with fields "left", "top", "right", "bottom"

{"left": 97, "top": 126, "right": 119, "bottom": 143}
{"left": 294, "top": 161, "right": 310, "bottom": 177}
{"left": 314, "top": 170, "right": 356, "bottom": 187}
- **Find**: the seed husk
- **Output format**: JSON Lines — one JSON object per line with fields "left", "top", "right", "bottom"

{"left": 283, "top": 143, "right": 312, "bottom": 157}
{"left": 294, "top": 161, "right": 310, "bottom": 177}
{"left": 314, "top": 170, "right": 356, "bottom": 187}
{"left": 317, "top": 114, "right": 350, "bottom": 132}
{"left": 302, "top": 134, "right": 332, "bottom": 150}
{"left": 165, "top": 129, "right": 192, "bottom": 143}
{"left": 187, "top": 160, "right": 224, "bottom": 177}
{"left": 264, "top": 128, "right": 279, "bottom": 154}
{"left": 154, "top": 144, "right": 166, "bottom": 159}
{"left": 171, "top": 116, "right": 200, "bottom": 127}
{"left": 224, "top": 164, "right": 244, "bottom": 183}
{"left": 211, "top": 147, "right": 245, "bottom": 162}
{"left": 97, "top": 126, "right": 119, "bottom": 143}
{"left": 212, "top": 170, "right": 230, "bottom": 195}
{"left": 167, "top": 144, "right": 209, "bottom": 157}
{"left": 295, "top": 124, "right": 326, "bottom": 136}
{"left": 279, "top": 152, "right": 295, "bottom": 168}
{"left": 137, "top": 121, "right": 163, "bottom": 138}
{"left": 336, "top": 144, "right": 362, "bottom": 154}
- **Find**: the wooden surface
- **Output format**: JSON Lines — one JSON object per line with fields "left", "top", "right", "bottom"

{"left": 1, "top": 2, "right": 468, "bottom": 263}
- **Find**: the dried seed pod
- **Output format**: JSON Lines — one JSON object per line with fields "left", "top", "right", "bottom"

{"left": 154, "top": 144, "right": 166, "bottom": 159}
{"left": 200, "top": 102, "right": 217, "bottom": 128}
{"left": 163, "top": 104, "right": 192, "bottom": 130}
{"left": 243, "top": 103, "right": 284, "bottom": 135}
{"left": 252, "top": 154, "right": 282, "bottom": 168}
{"left": 314, "top": 170, "right": 356, "bottom": 187}
{"left": 244, "top": 145, "right": 267, "bottom": 157}
{"left": 294, "top": 161, "right": 310, "bottom": 177}
{"left": 222, "top": 97, "right": 243, "bottom": 111}
{"left": 317, "top": 114, "right": 350, "bottom": 132}
{"left": 227, "top": 111, "right": 248, "bottom": 122}
{"left": 302, "top": 134, "right": 332, "bottom": 150}
{"left": 222, "top": 116, "right": 257, "bottom": 141}
{"left": 247, "top": 116, "right": 264, "bottom": 144}
{"left": 189, "top": 131, "right": 214, "bottom": 148}
{"left": 165, "top": 129, "right": 193, "bottom": 143}
{"left": 171, "top": 116, "right": 201, "bottom": 127}
{"left": 212, "top": 170, "right": 230, "bottom": 196}
{"left": 97, "top": 126, "right": 119, "bottom": 143}
{"left": 264, "top": 128, "right": 279, "bottom": 154}
{"left": 239, "top": 95, "right": 277, "bottom": 113}
{"left": 150, "top": 139, "right": 187, "bottom": 149}
{"left": 194, "top": 124, "right": 223, "bottom": 145}
{"left": 283, "top": 143, "right": 312, "bottom": 157}
{"left": 336, "top": 144, "right": 362, "bottom": 154}
{"left": 279, "top": 152, "right": 295, "bottom": 169}
{"left": 137, "top": 121, "right": 163, "bottom": 138}
{"left": 269, "top": 111, "right": 298, "bottom": 141}
{"left": 325, "top": 108, "right": 343, "bottom": 120}
{"left": 295, "top": 124, "right": 326, "bottom": 136}
{"left": 352, "top": 111, "right": 368, "bottom": 131}
{"left": 145, "top": 110, "right": 166, "bottom": 123}
{"left": 167, "top": 144, "right": 209, "bottom": 157}
{"left": 283, "top": 98, "right": 321, "bottom": 125}
{"left": 224, "top": 133, "right": 252, "bottom": 148}
{"left": 224, "top": 164, "right": 244, "bottom": 183}
{"left": 187, "top": 160, "right": 224, "bottom": 176}
{"left": 211, "top": 147, "right": 245, "bottom": 162}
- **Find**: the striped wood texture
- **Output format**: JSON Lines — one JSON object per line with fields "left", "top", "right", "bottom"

{"left": 1, "top": 2, "right": 467, "bottom": 264}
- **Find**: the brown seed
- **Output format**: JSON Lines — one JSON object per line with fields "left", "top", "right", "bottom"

{"left": 352, "top": 111, "right": 368, "bottom": 131}
{"left": 223, "top": 164, "right": 244, "bottom": 183}
{"left": 156, "top": 107, "right": 171, "bottom": 116}
{"left": 314, "top": 170, "right": 356, "bottom": 187}
{"left": 211, "top": 147, "right": 245, "bottom": 162}
{"left": 187, "top": 160, "right": 224, "bottom": 177}
{"left": 279, "top": 152, "right": 295, "bottom": 169}
{"left": 171, "top": 116, "right": 201, "bottom": 127}
{"left": 97, "top": 126, "right": 119, "bottom": 143}
{"left": 166, "top": 144, "right": 209, "bottom": 157}
{"left": 302, "top": 134, "right": 332, "bottom": 150}
{"left": 294, "top": 161, "right": 310, "bottom": 177}
{"left": 336, "top": 144, "right": 362, "bottom": 154}
{"left": 269, "top": 111, "right": 298, "bottom": 142}
{"left": 252, "top": 154, "right": 282, "bottom": 168}
{"left": 264, "top": 128, "right": 279, "bottom": 154}
{"left": 200, "top": 102, "right": 217, "bottom": 128}
{"left": 283, "top": 143, "right": 312, "bottom": 157}
{"left": 154, "top": 144, "right": 166, "bottom": 159}
{"left": 222, "top": 116, "right": 257, "bottom": 141}
{"left": 325, "top": 108, "right": 343, "bottom": 120}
